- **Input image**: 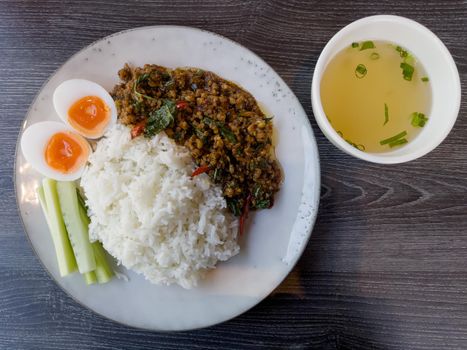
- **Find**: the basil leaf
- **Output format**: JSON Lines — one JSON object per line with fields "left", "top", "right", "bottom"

{"left": 226, "top": 198, "right": 241, "bottom": 216}
{"left": 219, "top": 125, "right": 237, "bottom": 143}
{"left": 203, "top": 117, "right": 237, "bottom": 143}
{"left": 135, "top": 73, "right": 150, "bottom": 85}
{"left": 255, "top": 199, "right": 270, "bottom": 209}
{"left": 144, "top": 101, "right": 175, "bottom": 137}
{"left": 162, "top": 99, "right": 176, "bottom": 115}
{"left": 133, "top": 73, "right": 155, "bottom": 101}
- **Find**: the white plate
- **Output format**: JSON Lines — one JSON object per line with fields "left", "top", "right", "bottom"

{"left": 15, "top": 26, "right": 320, "bottom": 331}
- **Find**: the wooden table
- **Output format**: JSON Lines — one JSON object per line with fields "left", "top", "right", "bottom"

{"left": 1, "top": 1, "right": 466, "bottom": 349}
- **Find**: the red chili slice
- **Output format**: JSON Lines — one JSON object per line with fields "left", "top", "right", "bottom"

{"left": 131, "top": 120, "right": 146, "bottom": 139}
{"left": 176, "top": 100, "right": 189, "bottom": 110}
{"left": 191, "top": 165, "right": 210, "bottom": 177}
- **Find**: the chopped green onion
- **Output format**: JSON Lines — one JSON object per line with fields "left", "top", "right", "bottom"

{"left": 389, "top": 138, "right": 408, "bottom": 148}
{"left": 400, "top": 62, "right": 414, "bottom": 81}
{"left": 355, "top": 64, "right": 367, "bottom": 79}
{"left": 384, "top": 103, "right": 389, "bottom": 126}
{"left": 360, "top": 41, "right": 375, "bottom": 50}
{"left": 380, "top": 131, "right": 407, "bottom": 145}
{"left": 370, "top": 52, "right": 380, "bottom": 60}
{"left": 345, "top": 139, "right": 365, "bottom": 151}
{"left": 403, "top": 55, "right": 415, "bottom": 66}
{"left": 396, "top": 46, "right": 408, "bottom": 58}
{"left": 411, "top": 112, "right": 428, "bottom": 127}
{"left": 351, "top": 42, "right": 359, "bottom": 48}
{"left": 356, "top": 144, "right": 366, "bottom": 151}
{"left": 421, "top": 76, "right": 429, "bottom": 82}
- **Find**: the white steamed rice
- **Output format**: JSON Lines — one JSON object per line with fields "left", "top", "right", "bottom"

{"left": 80, "top": 124, "right": 239, "bottom": 289}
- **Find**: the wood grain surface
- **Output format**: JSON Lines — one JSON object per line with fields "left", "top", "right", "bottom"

{"left": 1, "top": 0, "right": 466, "bottom": 349}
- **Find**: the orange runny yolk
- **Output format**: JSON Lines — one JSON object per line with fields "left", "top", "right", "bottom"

{"left": 68, "top": 95, "right": 110, "bottom": 137}
{"left": 45, "top": 132, "right": 88, "bottom": 173}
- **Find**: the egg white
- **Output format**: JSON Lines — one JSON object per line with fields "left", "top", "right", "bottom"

{"left": 53, "top": 79, "right": 117, "bottom": 139}
{"left": 20, "top": 121, "right": 91, "bottom": 181}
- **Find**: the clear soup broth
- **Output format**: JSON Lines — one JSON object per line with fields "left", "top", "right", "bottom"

{"left": 320, "top": 40, "right": 432, "bottom": 153}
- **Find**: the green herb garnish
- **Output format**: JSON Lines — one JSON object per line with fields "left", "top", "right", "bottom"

{"left": 389, "top": 139, "right": 408, "bottom": 148}
{"left": 396, "top": 46, "right": 408, "bottom": 58}
{"left": 411, "top": 112, "right": 428, "bottom": 127}
{"left": 163, "top": 79, "right": 174, "bottom": 90}
{"left": 204, "top": 117, "right": 237, "bottom": 143}
{"left": 133, "top": 73, "right": 156, "bottom": 101}
{"left": 370, "top": 52, "right": 380, "bottom": 60}
{"left": 255, "top": 199, "right": 270, "bottom": 209}
{"left": 421, "top": 76, "right": 429, "bottom": 82}
{"left": 355, "top": 64, "right": 367, "bottom": 79}
{"left": 360, "top": 41, "right": 375, "bottom": 51}
{"left": 380, "top": 131, "right": 407, "bottom": 145}
{"left": 144, "top": 100, "right": 176, "bottom": 137}
{"left": 220, "top": 126, "right": 237, "bottom": 143}
{"left": 384, "top": 103, "right": 389, "bottom": 125}
{"left": 254, "top": 143, "right": 265, "bottom": 153}
{"left": 253, "top": 184, "right": 262, "bottom": 198}
{"left": 351, "top": 42, "right": 359, "bottom": 48}
{"left": 193, "top": 69, "right": 204, "bottom": 78}
{"left": 345, "top": 139, "right": 365, "bottom": 151}
{"left": 133, "top": 100, "right": 144, "bottom": 114}
{"left": 400, "top": 62, "right": 414, "bottom": 81}
{"left": 356, "top": 144, "right": 365, "bottom": 151}
{"left": 226, "top": 198, "right": 241, "bottom": 216}
{"left": 192, "top": 125, "right": 206, "bottom": 142}
{"left": 213, "top": 168, "right": 220, "bottom": 181}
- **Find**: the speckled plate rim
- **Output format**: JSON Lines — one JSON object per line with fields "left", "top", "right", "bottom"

{"left": 14, "top": 25, "right": 321, "bottom": 331}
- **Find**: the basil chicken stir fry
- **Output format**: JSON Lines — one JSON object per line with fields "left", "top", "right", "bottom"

{"left": 111, "top": 64, "right": 282, "bottom": 219}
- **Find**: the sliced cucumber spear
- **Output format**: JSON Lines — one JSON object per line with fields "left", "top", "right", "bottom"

{"left": 92, "top": 242, "right": 114, "bottom": 284}
{"left": 56, "top": 181, "right": 96, "bottom": 274}
{"left": 76, "top": 194, "right": 115, "bottom": 284}
{"left": 39, "top": 179, "right": 77, "bottom": 277}
{"left": 83, "top": 271, "right": 97, "bottom": 285}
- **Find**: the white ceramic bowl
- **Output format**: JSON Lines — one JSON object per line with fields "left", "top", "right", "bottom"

{"left": 311, "top": 15, "right": 461, "bottom": 164}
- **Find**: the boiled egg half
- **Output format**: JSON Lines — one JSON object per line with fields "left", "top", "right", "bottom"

{"left": 53, "top": 79, "right": 117, "bottom": 139}
{"left": 21, "top": 121, "right": 91, "bottom": 181}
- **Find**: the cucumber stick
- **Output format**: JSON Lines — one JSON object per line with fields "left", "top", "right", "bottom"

{"left": 76, "top": 196, "right": 114, "bottom": 284}
{"left": 56, "top": 181, "right": 96, "bottom": 274}
{"left": 92, "top": 242, "right": 114, "bottom": 284}
{"left": 40, "top": 180, "right": 78, "bottom": 277}
{"left": 83, "top": 271, "right": 97, "bottom": 285}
